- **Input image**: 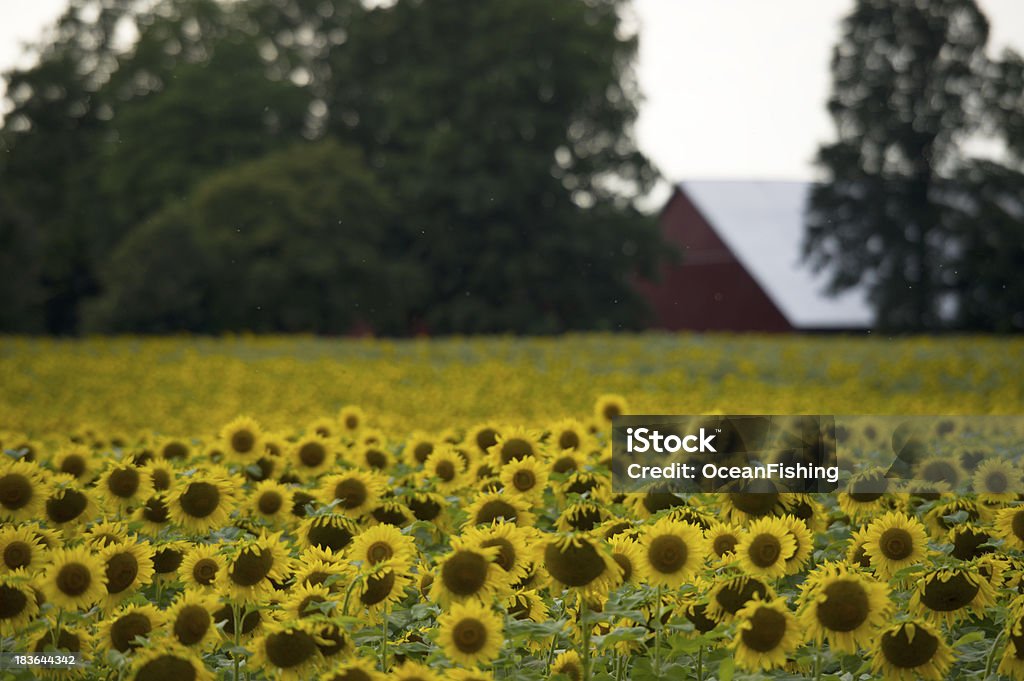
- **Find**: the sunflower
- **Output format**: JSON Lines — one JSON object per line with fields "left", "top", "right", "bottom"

{"left": 319, "top": 469, "right": 384, "bottom": 518}
{"left": 219, "top": 532, "right": 293, "bottom": 602}
{"left": 338, "top": 405, "right": 367, "bottom": 436}
{"left": 134, "top": 494, "right": 174, "bottom": 535}
{"left": 736, "top": 516, "right": 796, "bottom": 579}
{"left": 547, "top": 418, "right": 591, "bottom": 452}
{"left": 637, "top": 517, "right": 704, "bottom": 588}
{"left": 290, "top": 434, "right": 336, "bottom": 479}
{"left": 871, "top": 619, "right": 954, "bottom": 681}
{"left": 0, "top": 459, "right": 48, "bottom": 521}
{"left": 704, "top": 522, "right": 742, "bottom": 563}
{"left": 30, "top": 621, "right": 93, "bottom": 664}
{"left": 389, "top": 661, "right": 443, "bottom": 681}
{"left": 349, "top": 524, "right": 417, "bottom": 573}
{"left": 317, "top": 657, "right": 384, "bottom": 681}
{"left": 436, "top": 600, "right": 504, "bottom": 667}
{"left": 430, "top": 539, "right": 506, "bottom": 607}
{"left": 798, "top": 562, "right": 891, "bottom": 653}
{"left": 999, "top": 608, "right": 1024, "bottom": 680}
{"left": 41, "top": 545, "right": 107, "bottom": 610}
{"left": 0, "top": 573, "right": 40, "bottom": 634}
{"left": 97, "top": 461, "right": 155, "bottom": 513}
{"left": 717, "top": 487, "right": 789, "bottom": 524}
{"left": 594, "top": 394, "right": 628, "bottom": 426}
{"left": 607, "top": 535, "right": 643, "bottom": 585}
{"left": 548, "top": 450, "right": 586, "bottom": 479}
{"left": 281, "top": 582, "right": 336, "bottom": 619}
{"left": 155, "top": 437, "right": 192, "bottom": 462}
{"left": 463, "top": 491, "right": 534, "bottom": 528}
{"left": 181, "top": 543, "right": 224, "bottom": 591}
{"left": 402, "top": 432, "right": 439, "bottom": 468}
{"left": 551, "top": 649, "right": 584, "bottom": 681}
{"left": 838, "top": 469, "right": 899, "bottom": 519}
{"left": 353, "top": 561, "right": 412, "bottom": 615}
{"left": 151, "top": 540, "right": 188, "bottom": 582}
{"left": 142, "top": 459, "right": 175, "bottom": 494}
{"left": 499, "top": 456, "right": 548, "bottom": 501}
{"left": 466, "top": 423, "right": 501, "bottom": 458}
{"left": 167, "top": 591, "right": 219, "bottom": 650}
{"left": 786, "top": 492, "right": 830, "bottom": 534}
{"left": 83, "top": 519, "right": 132, "bottom": 549}
{"left": 537, "top": 532, "right": 621, "bottom": 600}
{"left": 910, "top": 565, "right": 996, "bottom": 626}
{"left": 505, "top": 589, "right": 549, "bottom": 623}
{"left": 99, "top": 603, "right": 166, "bottom": 653}
{"left": 705, "top": 574, "right": 777, "bottom": 623}
{"left": 779, "top": 514, "right": 813, "bottom": 575}
{"left": 487, "top": 427, "right": 543, "bottom": 466}
{"left": 421, "top": 447, "right": 469, "bottom": 493}
{"left": 463, "top": 522, "right": 532, "bottom": 583}
{"left": 99, "top": 539, "right": 155, "bottom": 609}
{"left": 313, "top": 622, "right": 355, "bottom": 661}
{"left": 846, "top": 527, "right": 873, "bottom": 569}
{"left": 862, "top": 511, "right": 930, "bottom": 580}
{"left": 248, "top": 479, "right": 295, "bottom": 524}
{"left": 0, "top": 524, "right": 46, "bottom": 574}
{"left": 53, "top": 446, "right": 96, "bottom": 483}
{"left": 128, "top": 643, "right": 213, "bottom": 681}
{"left": 213, "top": 602, "right": 266, "bottom": 640}
{"left": 44, "top": 475, "right": 98, "bottom": 528}
{"left": 923, "top": 497, "right": 985, "bottom": 537}
{"left": 300, "top": 514, "right": 359, "bottom": 553}
{"left": 308, "top": 417, "right": 338, "bottom": 440}
{"left": 996, "top": 506, "right": 1024, "bottom": 549}
{"left": 167, "top": 467, "right": 238, "bottom": 534}
{"left": 368, "top": 500, "right": 414, "bottom": 528}
{"left": 353, "top": 443, "right": 394, "bottom": 472}
{"left": 220, "top": 416, "right": 265, "bottom": 464}
{"left": 973, "top": 457, "right": 1021, "bottom": 500}
{"left": 556, "top": 470, "right": 611, "bottom": 504}
{"left": 732, "top": 596, "right": 803, "bottom": 672}
{"left": 555, "top": 502, "right": 609, "bottom": 533}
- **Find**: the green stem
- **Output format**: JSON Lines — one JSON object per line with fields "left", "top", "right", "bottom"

{"left": 341, "top": 573, "right": 364, "bottom": 616}
{"left": 813, "top": 646, "right": 822, "bottom": 681}
{"left": 232, "top": 602, "right": 242, "bottom": 681}
{"left": 51, "top": 609, "right": 65, "bottom": 652}
{"left": 615, "top": 653, "right": 625, "bottom": 681}
{"left": 580, "top": 598, "right": 592, "bottom": 681}
{"left": 653, "top": 586, "right": 662, "bottom": 674}
{"left": 697, "top": 646, "right": 703, "bottom": 681}
{"left": 381, "top": 604, "right": 389, "bottom": 672}
{"left": 545, "top": 600, "right": 563, "bottom": 670}
{"left": 984, "top": 629, "right": 1004, "bottom": 680}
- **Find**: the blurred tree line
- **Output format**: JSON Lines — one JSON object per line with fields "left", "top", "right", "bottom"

{"left": 806, "top": 0, "right": 1024, "bottom": 332}
{"left": 0, "top": 0, "right": 662, "bottom": 334}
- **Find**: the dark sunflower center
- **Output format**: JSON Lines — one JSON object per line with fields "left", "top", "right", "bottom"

{"left": 983, "top": 471, "right": 1008, "bottom": 493}
{"left": 435, "top": 460, "right": 456, "bottom": 482}
{"left": 307, "top": 521, "right": 354, "bottom": 551}
{"left": 162, "top": 442, "right": 188, "bottom": 460}
{"left": 372, "top": 505, "right": 410, "bottom": 527}
{"left": 299, "top": 442, "right": 326, "bottom": 467}
{"left": 740, "top": 606, "right": 787, "bottom": 652}
{"left": 922, "top": 462, "right": 958, "bottom": 485}
{"left": 642, "top": 492, "right": 685, "bottom": 514}
{"left": 543, "top": 540, "right": 606, "bottom": 587}
{"left": 106, "top": 552, "right": 139, "bottom": 593}
{"left": 716, "top": 578, "right": 768, "bottom": 615}
{"left": 558, "top": 431, "right": 580, "bottom": 451}
{"left": 408, "top": 496, "right": 441, "bottom": 521}
{"left": 474, "top": 499, "right": 518, "bottom": 525}
{"left": 108, "top": 467, "right": 141, "bottom": 498}
{"left": 612, "top": 553, "right": 633, "bottom": 582}
{"left": 602, "top": 403, "right": 621, "bottom": 420}
{"left": 476, "top": 428, "right": 498, "bottom": 453}
{"left": 919, "top": 572, "right": 980, "bottom": 612}
{"left": 230, "top": 547, "right": 273, "bottom": 586}
{"left": 728, "top": 492, "right": 778, "bottom": 516}
{"left": 952, "top": 529, "right": 992, "bottom": 561}
{"left": 367, "top": 541, "right": 394, "bottom": 565}
{"left": 258, "top": 492, "right": 283, "bottom": 515}
{"left": 512, "top": 470, "right": 535, "bottom": 492}
{"left": 193, "top": 558, "right": 219, "bottom": 585}
{"left": 365, "top": 449, "right": 387, "bottom": 469}
{"left": 144, "top": 497, "right": 170, "bottom": 523}
{"left": 0, "top": 585, "right": 28, "bottom": 619}
{"left": 111, "top": 612, "right": 152, "bottom": 652}
{"left": 452, "top": 618, "right": 487, "bottom": 653}
{"left": 442, "top": 551, "right": 489, "bottom": 595}
{"left": 136, "top": 655, "right": 198, "bottom": 681}
{"left": 500, "top": 439, "right": 533, "bottom": 464}
{"left": 174, "top": 604, "right": 211, "bottom": 645}
{"left": 880, "top": 527, "right": 914, "bottom": 561}
{"left": 748, "top": 533, "right": 782, "bottom": 568}
{"left": 481, "top": 538, "right": 515, "bottom": 572}
{"left": 316, "top": 625, "right": 350, "bottom": 656}
{"left": 180, "top": 482, "right": 220, "bottom": 518}
{"left": 648, "top": 535, "right": 688, "bottom": 574}
{"left": 360, "top": 570, "right": 396, "bottom": 605}
{"left": 852, "top": 544, "right": 872, "bottom": 568}
{"left": 685, "top": 603, "right": 717, "bottom": 633}
{"left": 266, "top": 629, "right": 318, "bottom": 669}
{"left": 151, "top": 469, "right": 171, "bottom": 491}
{"left": 34, "top": 630, "right": 80, "bottom": 653}
{"left": 567, "top": 507, "right": 603, "bottom": 532}
{"left": 334, "top": 479, "right": 368, "bottom": 509}
{"left": 56, "top": 562, "right": 92, "bottom": 597}
{"left": 231, "top": 430, "right": 256, "bottom": 454}
{"left": 153, "top": 548, "right": 183, "bottom": 573}
{"left": 0, "top": 474, "right": 32, "bottom": 510}
{"left": 46, "top": 490, "right": 87, "bottom": 524}
{"left": 412, "top": 442, "right": 433, "bottom": 464}
{"left": 817, "top": 580, "right": 869, "bottom": 632}
{"left": 3, "top": 541, "right": 32, "bottom": 570}
{"left": 552, "top": 456, "right": 578, "bottom": 475}
{"left": 712, "top": 534, "right": 738, "bottom": 557}
{"left": 849, "top": 479, "right": 885, "bottom": 502}
{"left": 880, "top": 625, "right": 939, "bottom": 668}
{"left": 344, "top": 415, "right": 359, "bottom": 430}
{"left": 60, "top": 455, "right": 86, "bottom": 477}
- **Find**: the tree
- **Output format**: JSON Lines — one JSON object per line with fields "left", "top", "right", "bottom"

{"left": 85, "top": 140, "right": 424, "bottom": 333}
{"left": 804, "top": 0, "right": 990, "bottom": 330}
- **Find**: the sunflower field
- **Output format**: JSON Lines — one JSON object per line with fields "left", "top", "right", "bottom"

{"left": 1, "top": 334, "right": 1024, "bottom": 681}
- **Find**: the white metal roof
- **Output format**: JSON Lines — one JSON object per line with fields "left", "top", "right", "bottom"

{"left": 679, "top": 180, "right": 873, "bottom": 329}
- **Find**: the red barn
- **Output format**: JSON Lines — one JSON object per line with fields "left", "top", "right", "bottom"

{"left": 638, "top": 181, "right": 872, "bottom": 332}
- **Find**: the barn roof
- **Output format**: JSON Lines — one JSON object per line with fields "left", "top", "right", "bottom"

{"left": 678, "top": 180, "right": 874, "bottom": 329}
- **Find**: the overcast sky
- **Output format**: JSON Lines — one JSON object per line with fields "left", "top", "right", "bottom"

{"left": 3, "top": 0, "right": 1024, "bottom": 183}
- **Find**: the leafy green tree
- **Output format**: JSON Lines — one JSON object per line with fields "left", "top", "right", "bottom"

{"left": 85, "top": 140, "right": 423, "bottom": 333}
{"left": 805, "top": 0, "right": 991, "bottom": 330}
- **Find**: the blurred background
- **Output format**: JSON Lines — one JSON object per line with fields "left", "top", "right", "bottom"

{"left": 1, "top": 0, "right": 1022, "bottom": 335}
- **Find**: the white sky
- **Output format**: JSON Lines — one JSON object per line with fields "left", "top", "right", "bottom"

{"left": 2, "top": 0, "right": 1024, "bottom": 183}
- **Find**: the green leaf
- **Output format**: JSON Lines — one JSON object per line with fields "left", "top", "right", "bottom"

{"left": 718, "top": 656, "right": 734, "bottom": 681}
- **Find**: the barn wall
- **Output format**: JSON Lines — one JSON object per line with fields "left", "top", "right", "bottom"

{"left": 636, "top": 189, "right": 793, "bottom": 332}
